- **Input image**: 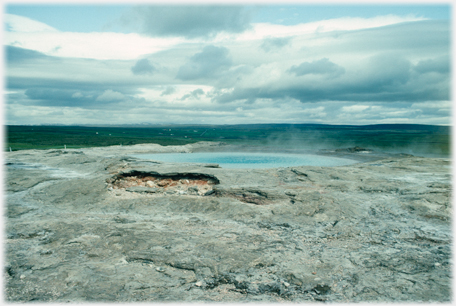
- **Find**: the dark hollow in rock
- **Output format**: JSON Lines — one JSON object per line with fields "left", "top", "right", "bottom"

{"left": 107, "top": 170, "right": 220, "bottom": 196}
{"left": 213, "top": 189, "right": 272, "bottom": 205}
{"left": 312, "top": 284, "right": 331, "bottom": 295}
{"left": 110, "top": 170, "right": 220, "bottom": 184}
{"left": 335, "top": 146, "right": 373, "bottom": 153}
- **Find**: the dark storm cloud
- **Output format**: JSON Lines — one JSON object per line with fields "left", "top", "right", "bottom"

{"left": 260, "top": 37, "right": 293, "bottom": 52}
{"left": 326, "top": 20, "right": 449, "bottom": 56}
{"left": 285, "top": 82, "right": 446, "bottom": 102}
{"left": 213, "top": 82, "right": 441, "bottom": 105}
{"left": 7, "top": 74, "right": 142, "bottom": 99}
{"left": 213, "top": 19, "right": 449, "bottom": 105}
{"left": 288, "top": 58, "right": 345, "bottom": 78}
{"left": 160, "top": 86, "right": 176, "bottom": 96}
{"left": 214, "top": 52, "right": 448, "bottom": 104}
{"left": 363, "top": 54, "right": 412, "bottom": 87}
{"left": 23, "top": 88, "right": 123, "bottom": 107}
{"left": 7, "top": 48, "right": 142, "bottom": 108}
{"left": 123, "top": 5, "right": 252, "bottom": 38}
{"left": 6, "top": 50, "right": 150, "bottom": 109}
{"left": 176, "top": 45, "right": 233, "bottom": 81}
{"left": 131, "top": 58, "right": 156, "bottom": 75}
{"left": 6, "top": 46, "right": 157, "bottom": 103}
{"left": 22, "top": 88, "right": 92, "bottom": 107}
{"left": 191, "top": 88, "right": 204, "bottom": 97}
{"left": 414, "top": 55, "right": 450, "bottom": 74}
{"left": 11, "top": 87, "right": 146, "bottom": 111}
{"left": 6, "top": 45, "right": 54, "bottom": 63}
{"left": 25, "top": 88, "right": 78, "bottom": 101}
{"left": 181, "top": 88, "right": 205, "bottom": 100}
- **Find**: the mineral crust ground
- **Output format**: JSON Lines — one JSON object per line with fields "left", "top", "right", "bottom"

{"left": 4, "top": 142, "right": 452, "bottom": 302}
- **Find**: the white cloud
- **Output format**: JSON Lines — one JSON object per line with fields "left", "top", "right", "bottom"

{"left": 411, "top": 101, "right": 451, "bottom": 110}
{"left": 5, "top": 14, "right": 58, "bottom": 33}
{"left": 5, "top": 14, "right": 428, "bottom": 61}
{"left": 341, "top": 105, "right": 370, "bottom": 112}
{"left": 96, "top": 90, "right": 125, "bottom": 102}
{"left": 134, "top": 85, "right": 215, "bottom": 106}
{"left": 219, "top": 15, "right": 427, "bottom": 42}
{"left": 7, "top": 31, "right": 186, "bottom": 60}
{"left": 5, "top": 14, "right": 186, "bottom": 60}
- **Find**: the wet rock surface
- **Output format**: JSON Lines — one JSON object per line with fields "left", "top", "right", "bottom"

{"left": 4, "top": 142, "right": 452, "bottom": 302}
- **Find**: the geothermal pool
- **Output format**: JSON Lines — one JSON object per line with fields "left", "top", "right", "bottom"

{"left": 130, "top": 152, "right": 358, "bottom": 169}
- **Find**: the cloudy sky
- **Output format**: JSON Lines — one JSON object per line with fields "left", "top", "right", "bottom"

{"left": 4, "top": 2, "right": 451, "bottom": 126}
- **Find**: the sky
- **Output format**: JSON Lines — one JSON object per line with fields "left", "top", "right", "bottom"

{"left": 3, "top": 2, "right": 452, "bottom": 126}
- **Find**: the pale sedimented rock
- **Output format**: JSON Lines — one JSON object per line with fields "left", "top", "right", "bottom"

{"left": 145, "top": 180, "right": 155, "bottom": 187}
{"left": 4, "top": 142, "right": 451, "bottom": 302}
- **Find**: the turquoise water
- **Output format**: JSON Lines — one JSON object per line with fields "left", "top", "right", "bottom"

{"left": 130, "top": 152, "right": 358, "bottom": 169}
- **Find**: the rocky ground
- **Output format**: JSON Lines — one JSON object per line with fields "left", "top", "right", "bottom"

{"left": 4, "top": 142, "right": 452, "bottom": 302}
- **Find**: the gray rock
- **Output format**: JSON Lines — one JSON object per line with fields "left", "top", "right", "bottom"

{"left": 4, "top": 143, "right": 451, "bottom": 302}
{"left": 125, "top": 186, "right": 160, "bottom": 193}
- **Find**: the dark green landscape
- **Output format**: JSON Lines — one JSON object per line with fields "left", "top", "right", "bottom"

{"left": 5, "top": 124, "right": 451, "bottom": 157}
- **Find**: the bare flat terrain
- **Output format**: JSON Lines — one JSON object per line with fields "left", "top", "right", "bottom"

{"left": 4, "top": 142, "right": 452, "bottom": 302}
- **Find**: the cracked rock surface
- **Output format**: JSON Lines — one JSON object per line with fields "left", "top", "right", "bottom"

{"left": 4, "top": 142, "right": 452, "bottom": 302}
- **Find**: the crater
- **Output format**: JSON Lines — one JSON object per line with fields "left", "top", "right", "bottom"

{"left": 107, "top": 171, "right": 219, "bottom": 196}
